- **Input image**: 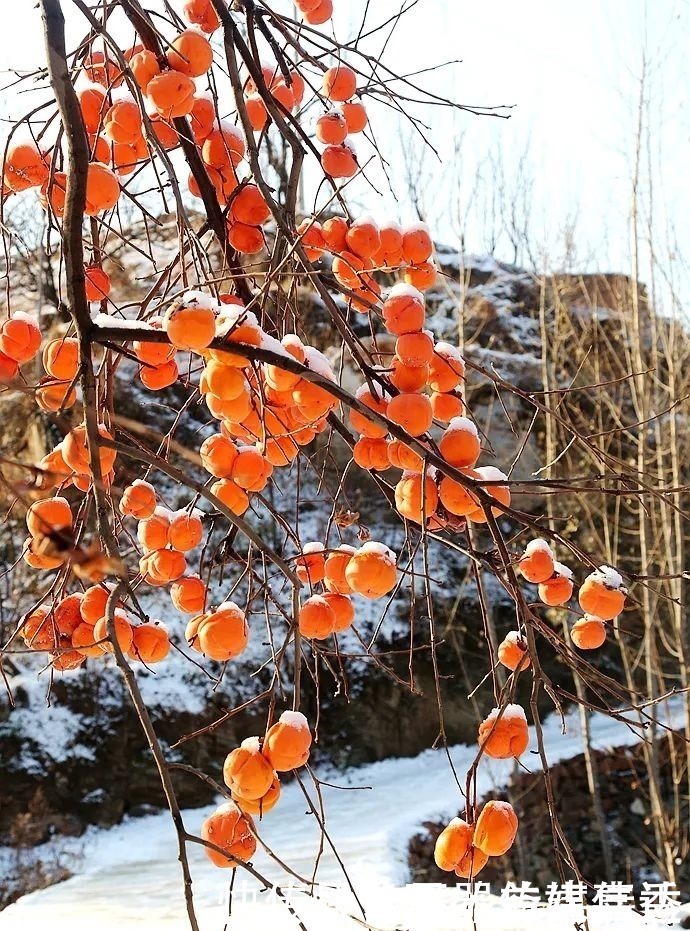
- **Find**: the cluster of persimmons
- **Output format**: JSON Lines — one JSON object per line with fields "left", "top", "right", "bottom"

{"left": 202, "top": 709, "right": 312, "bottom": 867}
{"left": 432, "top": 540, "right": 627, "bottom": 879}
{"left": 1, "top": 0, "right": 632, "bottom": 876}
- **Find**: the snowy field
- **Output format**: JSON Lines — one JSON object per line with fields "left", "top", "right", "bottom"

{"left": 1, "top": 699, "right": 685, "bottom": 931}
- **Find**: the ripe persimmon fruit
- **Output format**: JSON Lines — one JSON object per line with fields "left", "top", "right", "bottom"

{"left": 473, "top": 800, "right": 518, "bottom": 857}
{"left": 395, "top": 471, "right": 438, "bottom": 523}
{"left": 196, "top": 602, "right": 249, "bottom": 661}
{"left": 571, "top": 615, "right": 607, "bottom": 649}
{"left": 322, "top": 65, "right": 357, "bottom": 102}
{"left": 578, "top": 567, "right": 626, "bottom": 620}
{"left": 223, "top": 736, "right": 275, "bottom": 800}
{"left": 387, "top": 392, "right": 433, "bottom": 437}
{"left": 315, "top": 110, "right": 348, "bottom": 145}
{"left": 345, "top": 542, "right": 397, "bottom": 599}
{"left": 171, "top": 575, "right": 207, "bottom": 614}
{"left": 478, "top": 705, "right": 529, "bottom": 759}
{"left": 130, "top": 623, "right": 170, "bottom": 663}
{"left": 299, "top": 595, "right": 335, "bottom": 639}
{"left": 323, "top": 545, "right": 356, "bottom": 595}
{"left": 263, "top": 710, "right": 312, "bottom": 771}
{"left": 167, "top": 30, "right": 213, "bottom": 77}
{"left": 538, "top": 563, "right": 574, "bottom": 607}
{"left": 201, "top": 802, "right": 256, "bottom": 868}
{"left": 119, "top": 480, "right": 157, "bottom": 520}
{"left": 434, "top": 818, "right": 488, "bottom": 879}
{"left": 519, "top": 539, "right": 555, "bottom": 584}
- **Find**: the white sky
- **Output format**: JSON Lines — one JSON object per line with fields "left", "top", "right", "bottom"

{"left": 2, "top": 0, "right": 688, "bottom": 306}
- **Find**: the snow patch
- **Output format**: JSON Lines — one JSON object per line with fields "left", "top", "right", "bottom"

{"left": 592, "top": 565, "right": 624, "bottom": 590}
{"left": 278, "top": 710, "right": 310, "bottom": 730}
{"left": 386, "top": 282, "right": 424, "bottom": 303}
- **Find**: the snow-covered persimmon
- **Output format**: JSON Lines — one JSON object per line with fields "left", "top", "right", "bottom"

{"left": 245, "top": 94, "right": 268, "bottom": 131}
{"left": 345, "top": 542, "right": 397, "bottom": 599}
{"left": 519, "top": 538, "right": 555, "bottom": 584}
{"left": 578, "top": 566, "right": 626, "bottom": 620}
{"left": 298, "top": 595, "right": 335, "bottom": 639}
{"left": 401, "top": 223, "right": 433, "bottom": 265}
{"left": 170, "top": 575, "right": 207, "bottom": 614}
{"left": 497, "top": 631, "right": 531, "bottom": 671}
{"left": 428, "top": 342, "right": 465, "bottom": 393}
{"left": 230, "top": 184, "right": 270, "bottom": 226}
{"left": 439, "top": 417, "right": 480, "bottom": 468}
{"left": 478, "top": 705, "right": 529, "bottom": 759}
{"left": 382, "top": 284, "right": 425, "bottom": 335}
{"left": 346, "top": 217, "right": 381, "bottom": 259}
{"left": 119, "top": 480, "right": 157, "bottom": 520}
{"left": 323, "top": 545, "right": 356, "bottom": 595}
{"left": 202, "top": 125, "right": 246, "bottom": 169}
{"left": 223, "top": 736, "right": 275, "bottom": 800}
{"left": 0, "top": 313, "right": 42, "bottom": 363}
{"left": 434, "top": 818, "right": 488, "bottom": 879}
{"left": 538, "top": 562, "right": 574, "bottom": 607}
{"left": 321, "top": 215, "right": 349, "bottom": 252}
{"left": 315, "top": 111, "right": 348, "bottom": 145}
{"left": 474, "top": 800, "right": 519, "bottom": 857}
{"left": 466, "top": 466, "right": 511, "bottom": 522}
{"left": 322, "top": 592, "right": 355, "bottom": 631}
{"left": 164, "top": 296, "right": 216, "bottom": 351}
{"left": 195, "top": 602, "right": 248, "bottom": 661}
{"left": 571, "top": 615, "right": 607, "bottom": 649}
{"left": 321, "top": 142, "right": 358, "bottom": 178}
{"left": 137, "top": 509, "right": 171, "bottom": 552}
{"left": 201, "top": 802, "right": 256, "bottom": 868}
{"left": 263, "top": 710, "right": 312, "bottom": 771}
{"left": 231, "top": 446, "right": 272, "bottom": 491}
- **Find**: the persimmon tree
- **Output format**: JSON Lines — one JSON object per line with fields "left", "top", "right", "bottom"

{"left": 0, "top": 0, "right": 681, "bottom": 924}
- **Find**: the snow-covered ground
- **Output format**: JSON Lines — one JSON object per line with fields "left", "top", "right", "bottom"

{"left": 2, "top": 698, "right": 685, "bottom": 930}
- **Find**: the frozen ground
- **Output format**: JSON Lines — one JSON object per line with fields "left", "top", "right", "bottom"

{"left": 1, "top": 697, "right": 685, "bottom": 930}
